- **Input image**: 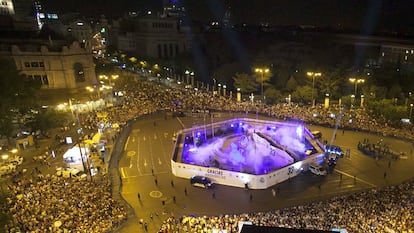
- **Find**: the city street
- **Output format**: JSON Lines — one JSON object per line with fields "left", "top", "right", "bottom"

{"left": 117, "top": 112, "right": 414, "bottom": 233}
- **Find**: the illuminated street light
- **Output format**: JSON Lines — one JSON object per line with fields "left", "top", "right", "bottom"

{"left": 349, "top": 78, "right": 365, "bottom": 96}
{"left": 86, "top": 86, "right": 102, "bottom": 99}
{"left": 99, "top": 74, "right": 108, "bottom": 84}
{"left": 110, "top": 74, "right": 119, "bottom": 86}
{"left": 410, "top": 103, "right": 413, "bottom": 121}
{"left": 306, "top": 71, "right": 322, "bottom": 107}
{"left": 255, "top": 68, "right": 270, "bottom": 104}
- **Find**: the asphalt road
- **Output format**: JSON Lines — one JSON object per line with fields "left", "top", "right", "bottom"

{"left": 117, "top": 112, "right": 414, "bottom": 233}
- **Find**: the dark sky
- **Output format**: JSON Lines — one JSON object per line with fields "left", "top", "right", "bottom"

{"left": 41, "top": 0, "right": 414, "bottom": 32}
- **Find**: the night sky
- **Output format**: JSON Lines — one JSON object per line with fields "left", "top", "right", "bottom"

{"left": 41, "top": 0, "right": 414, "bottom": 32}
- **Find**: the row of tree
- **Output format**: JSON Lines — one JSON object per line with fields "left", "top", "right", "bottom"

{"left": 105, "top": 30, "right": 414, "bottom": 126}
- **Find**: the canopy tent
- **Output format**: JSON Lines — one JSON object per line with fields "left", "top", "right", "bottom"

{"left": 63, "top": 146, "right": 89, "bottom": 164}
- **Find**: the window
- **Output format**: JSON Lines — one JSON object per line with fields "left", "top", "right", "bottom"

{"left": 157, "top": 44, "right": 162, "bottom": 58}
{"left": 31, "top": 62, "right": 39, "bottom": 67}
{"left": 39, "top": 62, "right": 44, "bottom": 67}
{"left": 34, "top": 75, "right": 42, "bottom": 85}
{"left": 163, "top": 44, "right": 168, "bottom": 58}
{"left": 42, "top": 75, "right": 49, "bottom": 85}
{"left": 24, "top": 62, "right": 30, "bottom": 68}
{"left": 169, "top": 43, "right": 173, "bottom": 57}
{"left": 73, "top": 63, "right": 85, "bottom": 82}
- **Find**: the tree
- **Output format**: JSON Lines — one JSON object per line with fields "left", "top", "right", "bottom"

{"left": 264, "top": 87, "right": 283, "bottom": 104}
{"left": 388, "top": 84, "right": 402, "bottom": 99}
{"left": 27, "top": 108, "right": 68, "bottom": 133}
{"left": 285, "top": 76, "right": 298, "bottom": 92}
{"left": 232, "top": 72, "right": 258, "bottom": 94}
{"left": 0, "top": 57, "right": 40, "bottom": 138}
{"left": 366, "top": 85, "right": 387, "bottom": 100}
{"left": 291, "top": 85, "right": 313, "bottom": 104}
{"left": 367, "top": 99, "right": 407, "bottom": 126}
{"left": 211, "top": 62, "right": 244, "bottom": 89}
{"left": 317, "top": 72, "right": 342, "bottom": 99}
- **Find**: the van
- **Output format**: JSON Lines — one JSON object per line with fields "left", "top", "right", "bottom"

{"left": 309, "top": 164, "right": 327, "bottom": 176}
{"left": 56, "top": 168, "right": 87, "bottom": 179}
{"left": 190, "top": 175, "right": 213, "bottom": 188}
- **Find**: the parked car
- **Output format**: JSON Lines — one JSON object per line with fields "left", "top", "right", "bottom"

{"left": 309, "top": 164, "right": 327, "bottom": 176}
{"left": 311, "top": 131, "right": 322, "bottom": 139}
{"left": 190, "top": 175, "right": 213, "bottom": 188}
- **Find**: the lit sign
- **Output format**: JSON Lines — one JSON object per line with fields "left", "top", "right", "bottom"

{"left": 65, "top": 137, "right": 73, "bottom": 144}
{"left": 207, "top": 169, "right": 223, "bottom": 176}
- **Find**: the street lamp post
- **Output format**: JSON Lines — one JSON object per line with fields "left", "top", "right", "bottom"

{"left": 255, "top": 68, "right": 269, "bottom": 105}
{"left": 185, "top": 70, "right": 190, "bottom": 85}
{"left": 190, "top": 72, "right": 195, "bottom": 87}
{"left": 349, "top": 78, "right": 365, "bottom": 96}
{"left": 306, "top": 72, "right": 322, "bottom": 107}
{"left": 212, "top": 79, "right": 216, "bottom": 95}
{"left": 351, "top": 94, "right": 355, "bottom": 108}
{"left": 218, "top": 84, "right": 222, "bottom": 97}
{"left": 409, "top": 103, "right": 413, "bottom": 121}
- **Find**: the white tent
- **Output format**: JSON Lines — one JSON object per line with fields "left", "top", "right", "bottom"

{"left": 63, "top": 146, "right": 89, "bottom": 164}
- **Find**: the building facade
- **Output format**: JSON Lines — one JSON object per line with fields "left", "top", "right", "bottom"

{"left": 380, "top": 44, "right": 414, "bottom": 66}
{"left": 0, "top": 0, "right": 37, "bottom": 31}
{"left": 8, "top": 40, "right": 96, "bottom": 89}
{"left": 115, "top": 14, "right": 193, "bottom": 59}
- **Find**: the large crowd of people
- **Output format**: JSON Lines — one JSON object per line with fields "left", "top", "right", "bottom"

{"left": 159, "top": 178, "right": 414, "bottom": 232}
{"left": 4, "top": 176, "right": 127, "bottom": 232}
{"left": 3, "top": 74, "right": 414, "bottom": 232}
{"left": 92, "top": 76, "right": 414, "bottom": 142}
